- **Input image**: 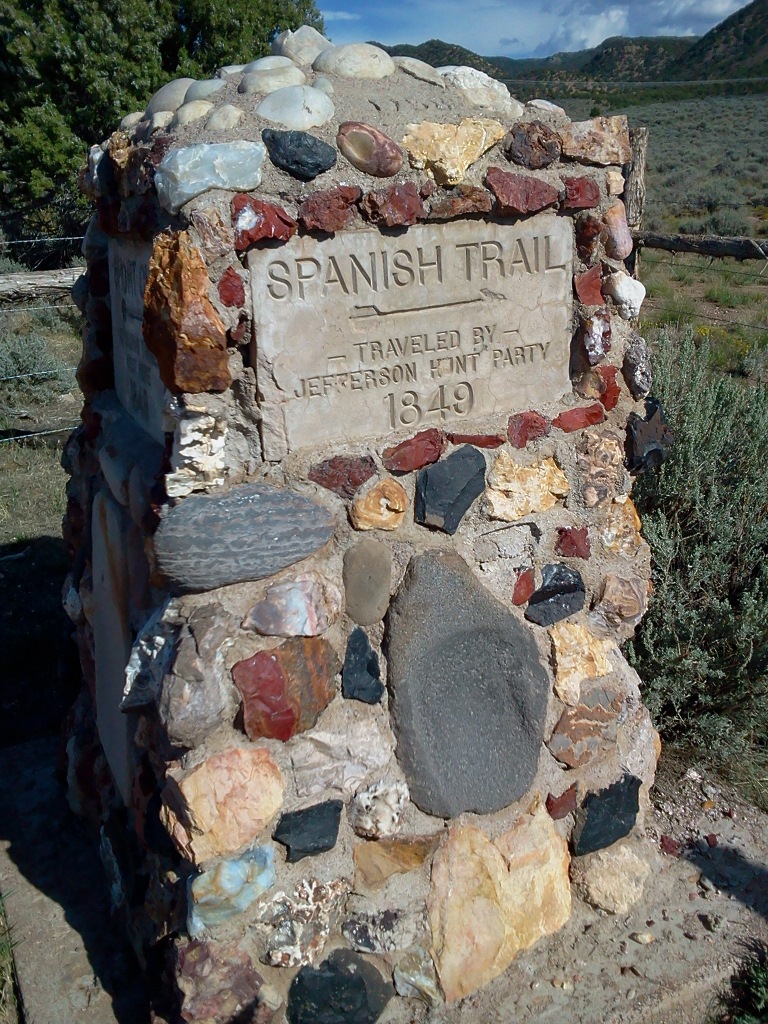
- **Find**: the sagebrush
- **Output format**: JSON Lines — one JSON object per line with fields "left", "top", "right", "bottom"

{"left": 628, "top": 329, "right": 768, "bottom": 802}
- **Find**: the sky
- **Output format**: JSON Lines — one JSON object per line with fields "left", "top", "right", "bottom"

{"left": 318, "top": 0, "right": 753, "bottom": 58}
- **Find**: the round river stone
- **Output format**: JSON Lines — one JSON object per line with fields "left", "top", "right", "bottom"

{"left": 385, "top": 550, "right": 550, "bottom": 817}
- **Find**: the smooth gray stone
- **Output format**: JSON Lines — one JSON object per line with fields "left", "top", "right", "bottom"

{"left": 343, "top": 539, "right": 391, "bottom": 625}
{"left": 145, "top": 78, "right": 196, "bottom": 115}
{"left": 385, "top": 550, "right": 549, "bottom": 818}
{"left": 154, "top": 483, "right": 336, "bottom": 594}
{"left": 185, "top": 79, "right": 226, "bottom": 102}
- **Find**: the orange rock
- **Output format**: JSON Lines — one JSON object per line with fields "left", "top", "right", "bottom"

{"left": 160, "top": 747, "right": 284, "bottom": 865}
{"left": 349, "top": 478, "right": 408, "bottom": 531}
{"left": 143, "top": 231, "right": 231, "bottom": 394}
{"left": 354, "top": 834, "right": 441, "bottom": 887}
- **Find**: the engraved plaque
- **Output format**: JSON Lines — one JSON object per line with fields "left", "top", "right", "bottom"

{"left": 109, "top": 238, "right": 170, "bottom": 442}
{"left": 248, "top": 215, "right": 573, "bottom": 458}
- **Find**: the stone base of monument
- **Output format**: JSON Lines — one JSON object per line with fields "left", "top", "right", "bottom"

{"left": 62, "top": 26, "right": 668, "bottom": 1022}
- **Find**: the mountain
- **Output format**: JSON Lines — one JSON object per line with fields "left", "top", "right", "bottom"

{"left": 374, "top": 0, "right": 768, "bottom": 86}
{"left": 667, "top": 0, "right": 768, "bottom": 79}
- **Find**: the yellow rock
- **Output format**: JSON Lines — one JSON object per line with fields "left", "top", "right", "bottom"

{"left": 402, "top": 117, "right": 506, "bottom": 186}
{"left": 354, "top": 834, "right": 441, "bottom": 887}
{"left": 600, "top": 496, "right": 644, "bottom": 557}
{"left": 349, "top": 478, "right": 408, "bottom": 531}
{"left": 160, "top": 747, "right": 284, "bottom": 865}
{"left": 550, "top": 620, "right": 614, "bottom": 705}
{"left": 485, "top": 452, "right": 569, "bottom": 521}
{"left": 429, "top": 806, "right": 571, "bottom": 1002}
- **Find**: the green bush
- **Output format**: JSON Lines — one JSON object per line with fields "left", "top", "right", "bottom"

{"left": 713, "top": 946, "right": 768, "bottom": 1024}
{"left": 628, "top": 329, "right": 768, "bottom": 801}
{"left": 0, "top": 315, "right": 73, "bottom": 398}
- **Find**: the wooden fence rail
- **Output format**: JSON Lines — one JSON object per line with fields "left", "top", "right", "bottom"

{"left": 0, "top": 268, "right": 83, "bottom": 304}
{"left": 633, "top": 232, "right": 768, "bottom": 261}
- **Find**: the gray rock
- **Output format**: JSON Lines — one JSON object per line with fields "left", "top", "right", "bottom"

{"left": 393, "top": 56, "right": 445, "bottom": 87}
{"left": 385, "top": 551, "right": 549, "bottom": 817}
{"left": 242, "top": 55, "right": 296, "bottom": 72}
{"left": 313, "top": 43, "right": 396, "bottom": 79}
{"left": 153, "top": 483, "right": 336, "bottom": 593}
{"left": 205, "top": 104, "right": 244, "bottom": 131}
{"left": 256, "top": 85, "right": 334, "bottom": 130}
{"left": 622, "top": 333, "right": 653, "bottom": 399}
{"left": 238, "top": 65, "right": 306, "bottom": 95}
{"left": 272, "top": 25, "right": 332, "bottom": 65}
{"left": 343, "top": 539, "right": 392, "bottom": 625}
{"left": 145, "top": 78, "right": 196, "bottom": 115}
{"left": 185, "top": 79, "right": 226, "bottom": 102}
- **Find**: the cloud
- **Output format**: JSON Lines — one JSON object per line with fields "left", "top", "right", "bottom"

{"left": 321, "top": 9, "right": 362, "bottom": 20}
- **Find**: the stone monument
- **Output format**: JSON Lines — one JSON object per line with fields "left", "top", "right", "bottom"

{"left": 64, "top": 26, "right": 664, "bottom": 1022}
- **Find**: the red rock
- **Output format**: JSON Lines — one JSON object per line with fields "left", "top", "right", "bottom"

{"left": 485, "top": 166, "right": 560, "bottom": 216}
{"left": 382, "top": 428, "right": 446, "bottom": 473}
{"left": 602, "top": 200, "right": 633, "bottom": 260}
{"left": 228, "top": 319, "right": 248, "bottom": 344}
{"left": 596, "top": 365, "right": 621, "bottom": 411}
{"left": 308, "top": 454, "right": 377, "bottom": 499}
{"left": 552, "top": 404, "right": 605, "bottom": 432}
{"left": 574, "top": 266, "right": 604, "bottom": 306}
{"left": 231, "top": 637, "right": 339, "bottom": 743}
{"left": 507, "top": 410, "right": 551, "bottom": 448}
{"left": 446, "top": 432, "right": 505, "bottom": 448}
{"left": 576, "top": 214, "right": 602, "bottom": 260}
{"left": 420, "top": 179, "right": 436, "bottom": 199}
{"left": 217, "top": 266, "right": 245, "bottom": 307}
{"left": 176, "top": 939, "right": 273, "bottom": 1024}
{"left": 143, "top": 231, "right": 231, "bottom": 394}
{"left": 660, "top": 835, "right": 682, "bottom": 857}
{"left": 548, "top": 686, "right": 623, "bottom": 768}
{"left": 546, "top": 784, "right": 577, "bottom": 820}
{"left": 360, "top": 181, "right": 425, "bottom": 228}
{"left": 562, "top": 176, "right": 600, "bottom": 210}
{"left": 337, "top": 121, "right": 403, "bottom": 177}
{"left": 705, "top": 833, "right": 718, "bottom": 848}
{"left": 429, "top": 185, "right": 492, "bottom": 220}
{"left": 555, "top": 526, "right": 591, "bottom": 559}
{"left": 513, "top": 568, "right": 535, "bottom": 606}
{"left": 298, "top": 185, "right": 362, "bottom": 233}
{"left": 232, "top": 193, "right": 297, "bottom": 250}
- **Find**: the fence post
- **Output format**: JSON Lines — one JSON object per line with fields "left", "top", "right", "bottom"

{"left": 624, "top": 126, "right": 648, "bottom": 279}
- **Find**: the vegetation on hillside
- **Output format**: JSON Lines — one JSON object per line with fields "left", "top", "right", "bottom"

{"left": 670, "top": 0, "right": 768, "bottom": 80}
{"left": 0, "top": 0, "right": 324, "bottom": 243}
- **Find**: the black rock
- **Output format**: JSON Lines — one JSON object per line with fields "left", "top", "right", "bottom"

{"left": 385, "top": 551, "right": 550, "bottom": 818}
{"left": 342, "top": 627, "right": 384, "bottom": 704}
{"left": 273, "top": 800, "right": 343, "bottom": 862}
{"left": 524, "top": 563, "right": 586, "bottom": 626}
{"left": 528, "top": 561, "right": 585, "bottom": 622}
{"left": 288, "top": 949, "right": 394, "bottom": 1024}
{"left": 626, "top": 398, "right": 673, "bottom": 474}
{"left": 572, "top": 773, "right": 642, "bottom": 856}
{"left": 153, "top": 483, "right": 336, "bottom": 594}
{"left": 414, "top": 445, "right": 486, "bottom": 535}
{"left": 263, "top": 129, "right": 338, "bottom": 181}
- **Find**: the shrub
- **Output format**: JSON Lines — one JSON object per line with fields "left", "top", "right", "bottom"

{"left": 628, "top": 329, "right": 768, "bottom": 802}
{"left": 713, "top": 945, "right": 768, "bottom": 1024}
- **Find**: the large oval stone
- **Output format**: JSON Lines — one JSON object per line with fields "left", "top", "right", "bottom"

{"left": 154, "top": 484, "right": 336, "bottom": 593}
{"left": 385, "top": 551, "right": 549, "bottom": 817}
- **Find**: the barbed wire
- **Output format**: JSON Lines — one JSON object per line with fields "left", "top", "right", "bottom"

{"left": 0, "top": 425, "right": 77, "bottom": 445}
{"left": 643, "top": 256, "right": 768, "bottom": 279}
{"left": 0, "top": 303, "right": 80, "bottom": 314}
{"left": 0, "top": 368, "right": 77, "bottom": 382}
{"left": 1, "top": 236, "right": 85, "bottom": 246}
{"left": 642, "top": 300, "right": 768, "bottom": 333}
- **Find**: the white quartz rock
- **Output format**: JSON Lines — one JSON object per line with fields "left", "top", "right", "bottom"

{"left": 122, "top": 600, "right": 178, "bottom": 709}
{"left": 217, "top": 63, "right": 246, "bottom": 76}
{"left": 185, "top": 79, "right": 227, "bottom": 102}
{"left": 165, "top": 404, "right": 227, "bottom": 499}
{"left": 604, "top": 271, "right": 646, "bottom": 319}
{"left": 155, "top": 140, "right": 267, "bottom": 213}
{"left": 439, "top": 65, "right": 522, "bottom": 116}
{"left": 313, "top": 43, "right": 396, "bottom": 79}
{"left": 146, "top": 78, "right": 196, "bottom": 115}
{"left": 290, "top": 707, "right": 391, "bottom": 797}
{"left": 170, "top": 100, "right": 214, "bottom": 128}
{"left": 242, "top": 55, "right": 296, "bottom": 72}
{"left": 239, "top": 65, "right": 306, "bottom": 95}
{"left": 394, "top": 56, "right": 445, "bottom": 87}
{"left": 272, "top": 24, "right": 332, "bottom": 65}
{"left": 526, "top": 98, "right": 568, "bottom": 117}
{"left": 255, "top": 85, "right": 334, "bottom": 130}
{"left": 349, "top": 779, "right": 409, "bottom": 838}
{"left": 205, "top": 104, "right": 244, "bottom": 131}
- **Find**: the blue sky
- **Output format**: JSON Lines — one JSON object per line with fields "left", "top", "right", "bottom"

{"left": 319, "top": 0, "right": 753, "bottom": 57}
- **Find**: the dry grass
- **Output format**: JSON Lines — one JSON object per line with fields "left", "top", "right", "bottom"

{"left": 0, "top": 442, "right": 68, "bottom": 545}
{"left": 0, "top": 895, "right": 18, "bottom": 1024}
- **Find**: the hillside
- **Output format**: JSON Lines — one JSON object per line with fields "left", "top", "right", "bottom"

{"left": 370, "top": 39, "right": 503, "bottom": 78}
{"left": 578, "top": 36, "right": 694, "bottom": 81}
{"left": 669, "top": 0, "right": 768, "bottom": 79}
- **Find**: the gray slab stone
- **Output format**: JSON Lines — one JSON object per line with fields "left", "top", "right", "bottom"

{"left": 153, "top": 483, "right": 336, "bottom": 593}
{"left": 385, "top": 551, "right": 550, "bottom": 817}
{"left": 343, "top": 539, "right": 392, "bottom": 625}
